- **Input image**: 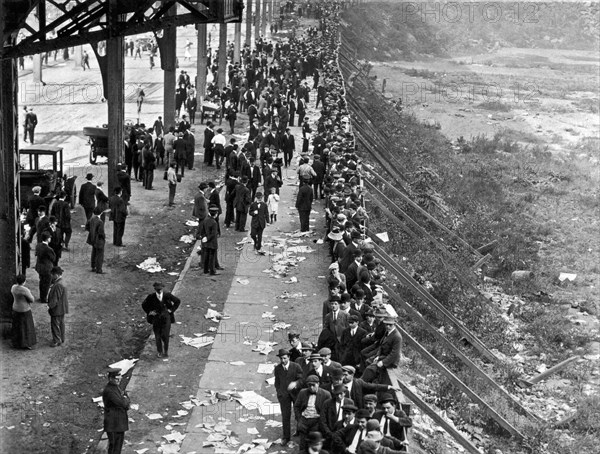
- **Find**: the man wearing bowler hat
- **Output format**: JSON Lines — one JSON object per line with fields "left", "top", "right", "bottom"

{"left": 306, "top": 431, "right": 327, "bottom": 454}
{"left": 294, "top": 375, "right": 331, "bottom": 453}
{"left": 274, "top": 349, "right": 304, "bottom": 446}
{"left": 102, "top": 367, "right": 130, "bottom": 454}
{"left": 199, "top": 205, "right": 220, "bottom": 275}
{"left": 141, "top": 282, "right": 181, "bottom": 358}
{"left": 79, "top": 173, "right": 97, "bottom": 221}
{"left": 373, "top": 394, "right": 412, "bottom": 451}
{"left": 331, "top": 408, "right": 370, "bottom": 454}
{"left": 361, "top": 317, "right": 402, "bottom": 383}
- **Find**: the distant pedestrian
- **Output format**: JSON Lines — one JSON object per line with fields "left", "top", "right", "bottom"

{"left": 296, "top": 179, "right": 313, "bottom": 232}
{"left": 35, "top": 231, "right": 55, "bottom": 304}
{"left": 167, "top": 162, "right": 177, "bottom": 206}
{"left": 109, "top": 187, "right": 128, "bottom": 247}
{"left": 79, "top": 173, "right": 97, "bottom": 222}
{"left": 11, "top": 274, "right": 37, "bottom": 350}
{"left": 25, "top": 107, "right": 38, "bottom": 144}
{"left": 86, "top": 207, "right": 106, "bottom": 274}
{"left": 136, "top": 85, "right": 145, "bottom": 114}
{"left": 102, "top": 367, "right": 130, "bottom": 454}
{"left": 249, "top": 192, "right": 269, "bottom": 255}
{"left": 47, "top": 266, "right": 68, "bottom": 347}
{"left": 82, "top": 50, "right": 90, "bottom": 70}
{"left": 199, "top": 206, "right": 220, "bottom": 275}
{"left": 142, "top": 282, "right": 181, "bottom": 358}
{"left": 51, "top": 191, "right": 72, "bottom": 251}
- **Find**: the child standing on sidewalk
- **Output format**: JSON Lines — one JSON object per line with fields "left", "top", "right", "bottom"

{"left": 267, "top": 187, "right": 280, "bottom": 224}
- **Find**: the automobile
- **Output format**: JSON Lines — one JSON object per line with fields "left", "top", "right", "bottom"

{"left": 83, "top": 124, "right": 131, "bottom": 164}
{"left": 19, "top": 145, "right": 77, "bottom": 211}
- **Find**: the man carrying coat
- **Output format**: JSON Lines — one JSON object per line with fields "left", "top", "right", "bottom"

{"left": 142, "top": 282, "right": 181, "bottom": 358}
{"left": 249, "top": 192, "right": 269, "bottom": 255}
{"left": 102, "top": 367, "right": 130, "bottom": 454}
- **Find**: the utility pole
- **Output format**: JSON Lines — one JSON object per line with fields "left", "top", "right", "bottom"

{"left": 218, "top": 23, "right": 227, "bottom": 88}
{"left": 245, "top": 0, "right": 253, "bottom": 48}
{"left": 196, "top": 23, "right": 207, "bottom": 103}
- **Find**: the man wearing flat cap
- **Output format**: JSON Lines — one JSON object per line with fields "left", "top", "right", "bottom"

{"left": 274, "top": 349, "right": 303, "bottom": 446}
{"left": 141, "top": 282, "right": 181, "bottom": 358}
{"left": 294, "top": 375, "right": 331, "bottom": 453}
{"left": 102, "top": 367, "right": 130, "bottom": 454}
{"left": 79, "top": 173, "right": 96, "bottom": 222}
{"left": 321, "top": 383, "right": 354, "bottom": 441}
{"left": 341, "top": 366, "right": 399, "bottom": 410}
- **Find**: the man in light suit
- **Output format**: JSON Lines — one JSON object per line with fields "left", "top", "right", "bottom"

{"left": 274, "top": 349, "right": 304, "bottom": 446}
{"left": 361, "top": 317, "right": 402, "bottom": 383}
{"left": 86, "top": 207, "right": 106, "bottom": 274}
{"left": 249, "top": 192, "right": 269, "bottom": 255}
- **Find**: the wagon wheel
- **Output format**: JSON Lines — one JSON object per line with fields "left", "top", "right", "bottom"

{"left": 89, "top": 144, "right": 97, "bottom": 165}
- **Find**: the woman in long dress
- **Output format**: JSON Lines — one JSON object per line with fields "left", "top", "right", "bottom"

{"left": 11, "top": 274, "right": 37, "bottom": 349}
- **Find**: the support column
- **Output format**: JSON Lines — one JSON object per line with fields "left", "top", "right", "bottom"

{"left": 106, "top": 1, "right": 124, "bottom": 196}
{"left": 254, "top": 0, "right": 261, "bottom": 45}
{"left": 261, "top": 0, "right": 268, "bottom": 37}
{"left": 269, "top": 0, "right": 274, "bottom": 23}
{"left": 218, "top": 23, "right": 227, "bottom": 88}
{"left": 0, "top": 57, "right": 20, "bottom": 314}
{"left": 245, "top": 0, "right": 253, "bottom": 48}
{"left": 234, "top": 23, "right": 242, "bottom": 64}
{"left": 32, "top": 54, "right": 42, "bottom": 83}
{"left": 196, "top": 23, "right": 207, "bottom": 103}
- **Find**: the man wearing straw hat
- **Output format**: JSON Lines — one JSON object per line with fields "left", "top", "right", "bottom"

{"left": 102, "top": 367, "right": 130, "bottom": 454}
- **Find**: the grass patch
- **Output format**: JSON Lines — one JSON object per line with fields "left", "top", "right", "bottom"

{"left": 476, "top": 101, "right": 512, "bottom": 112}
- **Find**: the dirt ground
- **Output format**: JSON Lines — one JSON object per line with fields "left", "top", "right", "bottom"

{"left": 0, "top": 24, "right": 245, "bottom": 454}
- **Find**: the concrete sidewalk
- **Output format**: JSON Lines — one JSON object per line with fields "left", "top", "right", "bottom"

{"left": 119, "top": 113, "right": 330, "bottom": 453}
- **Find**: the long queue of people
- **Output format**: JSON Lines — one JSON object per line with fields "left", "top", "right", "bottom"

{"left": 214, "top": 2, "right": 413, "bottom": 454}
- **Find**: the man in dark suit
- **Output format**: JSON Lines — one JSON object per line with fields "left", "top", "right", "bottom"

{"left": 339, "top": 231, "right": 361, "bottom": 274}
{"left": 203, "top": 122, "right": 215, "bottom": 166}
{"left": 296, "top": 180, "right": 313, "bottom": 232}
{"left": 341, "top": 366, "right": 397, "bottom": 410}
{"left": 117, "top": 165, "right": 131, "bottom": 204}
{"left": 86, "top": 207, "right": 106, "bottom": 274}
{"left": 274, "top": 349, "right": 304, "bottom": 446}
{"left": 320, "top": 384, "right": 355, "bottom": 442}
{"left": 206, "top": 182, "right": 222, "bottom": 236}
{"left": 35, "top": 231, "right": 55, "bottom": 304}
{"left": 281, "top": 128, "right": 295, "bottom": 167}
{"left": 294, "top": 375, "right": 331, "bottom": 454}
{"left": 306, "top": 353, "right": 334, "bottom": 394}
{"left": 331, "top": 408, "right": 370, "bottom": 454}
{"left": 373, "top": 394, "right": 412, "bottom": 451}
{"left": 249, "top": 192, "right": 269, "bottom": 255}
{"left": 102, "top": 367, "right": 130, "bottom": 454}
{"left": 312, "top": 155, "right": 326, "bottom": 199}
{"left": 141, "top": 282, "right": 181, "bottom": 357}
{"left": 340, "top": 319, "right": 368, "bottom": 371}
{"left": 361, "top": 317, "right": 403, "bottom": 383}
{"left": 199, "top": 206, "right": 220, "bottom": 275}
{"left": 78, "top": 173, "right": 96, "bottom": 221}
{"left": 296, "top": 345, "right": 314, "bottom": 376}
{"left": 109, "top": 187, "right": 128, "bottom": 247}
{"left": 323, "top": 298, "right": 349, "bottom": 359}
{"left": 47, "top": 265, "right": 68, "bottom": 346}
{"left": 224, "top": 173, "right": 239, "bottom": 228}
{"left": 345, "top": 250, "right": 365, "bottom": 290}
{"left": 233, "top": 176, "right": 251, "bottom": 232}
{"left": 248, "top": 157, "right": 262, "bottom": 200}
